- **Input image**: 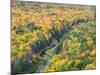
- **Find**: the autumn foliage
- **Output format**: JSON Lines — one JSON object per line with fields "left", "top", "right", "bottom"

{"left": 11, "top": 1, "right": 96, "bottom": 74}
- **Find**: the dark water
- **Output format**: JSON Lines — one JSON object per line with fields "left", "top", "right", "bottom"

{"left": 36, "top": 22, "right": 87, "bottom": 72}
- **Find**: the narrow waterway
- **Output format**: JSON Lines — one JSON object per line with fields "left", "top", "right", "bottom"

{"left": 36, "top": 55, "right": 51, "bottom": 72}
{"left": 36, "top": 22, "right": 87, "bottom": 72}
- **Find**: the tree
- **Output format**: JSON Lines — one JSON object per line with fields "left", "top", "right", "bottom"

{"left": 85, "top": 64, "right": 96, "bottom": 70}
{"left": 80, "top": 37, "right": 89, "bottom": 51}
{"left": 27, "top": 22, "right": 40, "bottom": 32}
{"left": 36, "top": 30, "right": 48, "bottom": 49}
{"left": 50, "top": 25, "right": 62, "bottom": 41}
{"left": 45, "top": 49, "right": 56, "bottom": 58}
{"left": 56, "top": 41, "right": 63, "bottom": 53}
{"left": 93, "top": 36, "right": 96, "bottom": 44}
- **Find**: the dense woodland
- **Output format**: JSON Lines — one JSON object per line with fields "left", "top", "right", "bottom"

{"left": 11, "top": 1, "right": 96, "bottom": 74}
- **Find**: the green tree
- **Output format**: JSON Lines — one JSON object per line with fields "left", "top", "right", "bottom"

{"left": 45, "top": 49, "right": 56, "bottom": 58}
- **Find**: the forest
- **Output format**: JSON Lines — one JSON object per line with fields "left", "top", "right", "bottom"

{"left": 11, "top": 1, "right": 96, "bottom": 74}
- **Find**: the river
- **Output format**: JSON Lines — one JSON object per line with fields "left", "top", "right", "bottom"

{"left": 36, "top": 22, "right": 87, "bottom": 72}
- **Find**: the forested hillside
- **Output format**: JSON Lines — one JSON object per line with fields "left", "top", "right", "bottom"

{"left": 11, "top": 1, "right": 96, "bottom": 74}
